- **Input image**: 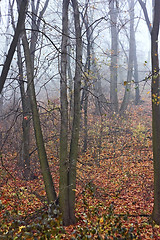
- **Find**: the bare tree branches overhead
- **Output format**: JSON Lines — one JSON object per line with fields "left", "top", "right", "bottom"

{"left": 0, "top": 0, "right": 28, "bottom": 94}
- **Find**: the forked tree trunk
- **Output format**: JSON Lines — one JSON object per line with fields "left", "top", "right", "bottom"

{"left": 59, "top": 0, "right": 82, "bottom": 226}
{"left": 22, "top": 32, "right": 57, "bottom": 203}
{"left": 138, "top": 0, "right": 152, "bottom": 33}
{"left": 151, "top": 0, "right": 160, "bottom": 225}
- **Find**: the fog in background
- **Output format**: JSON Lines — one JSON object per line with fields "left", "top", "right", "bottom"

{"left": 0, "top": 0, "right": 154, "bottom": 107}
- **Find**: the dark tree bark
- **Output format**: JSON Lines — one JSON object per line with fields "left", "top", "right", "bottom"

{"left": 59, "top": 0, "right": 82, "bottom": 226}
{"left": 15, "top": 0, "right": 49, "bottom": 180}
{"left": 0, "top": 94, "right": 3, "bottom": 115}
{"left": 15, "top": 0, "right": 57, "bottom": 202}
{"left": 151, "top": 0, "right": 160, "bottom": 225}
{"left": 59, "top": 0, "right": 70, "bottom": 226}
{"left": 68, "top": 0, "right": 82, "bottom": 224}
{"left": 81, "top": 10, "right": 91, "bottom": 152}
{"left": 17, "top": 40, "right": 31, "bottom": 179}
{"left": 22, "top": 32, "right": 57, "bottom": 203}
{"left": 0, "top": 0, "right": 28, "bottom": 94}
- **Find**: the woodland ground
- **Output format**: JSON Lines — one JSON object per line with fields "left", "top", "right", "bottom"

{"left": 0, "top": 94, "right": 160, "bottom": 239}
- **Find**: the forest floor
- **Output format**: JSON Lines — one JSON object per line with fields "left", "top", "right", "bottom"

{"left": 1, "top": 94, "right": 160, "bottom": 239}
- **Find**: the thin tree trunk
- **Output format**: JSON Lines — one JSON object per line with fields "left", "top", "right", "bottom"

{"left": 67, "top": 40, "right": 73, "bottom": 118}
{"left": 0, "top": 0, "right": 28, "bottom": 94}
{"left": 22, "top": 32, "right": 57, "bottom": 203}
{"left": 120, "top": 0, "right": 134, "bottom": 113}
{"left": 0, "top": 94, "right": 3, "bottom": 117}
{"left": 16, "top": 0, "right": 49, "bottom": 180}
{"left": 60, "top": 0, "right": 82, "bottom": 226}
{"left": 82, "top": 13, "right": 91, "bottom": 152}
{"left": 17, "top": 39, "right": 31, "bottom": 179}
{"left": 30, "top": 0, "right": 49, "bottom": 66}
{"left": 132, "top": 9, "right": 140, "bottom": 105}
{"left": 91, "top": 49, "right": 109, "bottom": 114}
{"left": 68, "top": 0, "right": 82, "bottom": 224}
{"left": 138, "top": 0, "right": 152, "bottom": 33}
{"left": 59, "top": 0, "right": 70, "bottom": 225}
{"left": 133, "top": 43, "right": 140, "bottom": 105}
{"left": 151, "top": 0, "right": 160, "bottom": 225}
{"left": 109, "top": 0, "right": 118, "bottom": 112}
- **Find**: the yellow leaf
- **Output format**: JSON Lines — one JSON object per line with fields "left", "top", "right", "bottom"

{"left": 72, "top": 189, "right": 78, "bottom": 192}
{"left": 100, "top": 217, "right": 104, "bottom": 224}
{"left": 18, "top": 226, "right": 25, "bottom": 233}
{"left": 124, "top": 81, "right": 127, "bottom": 86}
{"left": 154, "top": 224, "right": 160, "bottom": 228}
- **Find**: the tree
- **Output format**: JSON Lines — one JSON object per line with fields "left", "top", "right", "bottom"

{"left": 22, "top": 30, "right": 57, "bottom": 202}
{"left": 0, "top": 0, "right": 28, "bottom": 94}
{"left": 5, "top": 0, "right": 58, "bottom": 201}
{"left": 109, "top": 0, "right": 119, "bottom": 112}
{"left": 138, "top": 0, "right": 152, "bottom": 33}
{"left": 8, "top": 0, "right": 31, "bottom": 179}
{"left": 59, "top": 0, "right": 82, "bottom": 226}
{"left": 16, "top": 0, "right": 49, "bottom": 180}
{"left": 120, "top": 0, "right": 134, "bottom": 113}
{"left": 17, "top": 39, "right": 31, "bottom": 179}
{"left": 59, "top": 0, "right": 70, "bottom": 225}
{"left": 68, "top": 0, "right": 82, "bottom": 224}
{"left": 151, "top": 0, "right": 160, "bottom": 225}
{"left": 81, "top": 2, "right": 92, "bottom": 152}
{"left": 21, "top": 1, "right": 57, "bottom": 202}
{"left": 137, "top": 0, "right": 160, "bottom": 223}
{"left": 133, "top": 26, "right": 140, "bottom": 105}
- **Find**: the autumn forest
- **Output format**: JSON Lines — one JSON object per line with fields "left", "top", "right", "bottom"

{"left": 0, "top": 0, "right": 160, "bottom": 239}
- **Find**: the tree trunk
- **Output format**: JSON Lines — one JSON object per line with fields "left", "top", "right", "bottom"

{"left": 91, "top": 49, "right": 109, "bottom": 114}
{"left": 17, "top": 39, "right": 31, "bottom": 179}
{"left": 133, "top": 39, "right": 140, "bottom": 105}
{"left": 120, "top": 0, "right": 134, "bottom": 113}
{"left": 151, "top": 0, "right": 160, "bottom": 225}
{"left": 22, "top": 32, "right": 57, "bottom": 203}
{"left": 30, "top": 0, "right": 49, "bottom": 66}
{"left": 68, "top": 0, "right": 82, "bottom": 224}
{"left": 132, "top": 5, "right": 140, "bottom": 105}
{"left": 0, "top": 0, "right": 28, "bottom": 94}
{"left": 59, "top": 0, "right": 70, "bottom": 225}
{"left": 67, "top": 40, "right": 74, "bottom": 120}
{"left": 138, "top": 0, "right": 152, "bottom": 33}
{"left": 82, "top": 12, "right": 91, "bottom": 152}
{"left": 109, "top": 0, "right": 118, "bottom": 112}
{"left": 0, "top": 93, "right": 3, "bottom": 117}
